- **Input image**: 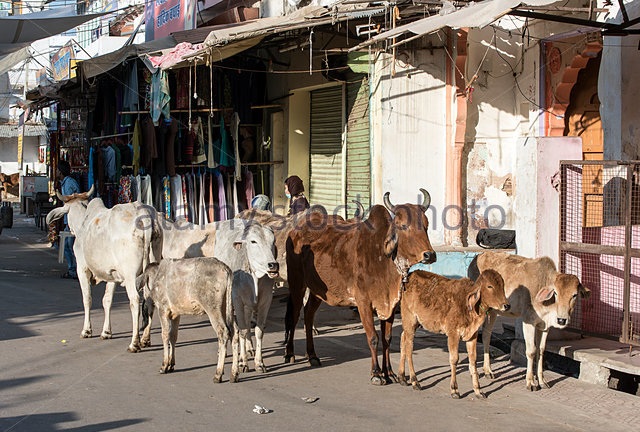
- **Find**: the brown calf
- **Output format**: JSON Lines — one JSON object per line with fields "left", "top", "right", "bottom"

{"left": 399, "top": 269, "right": 509, "bottom": 399}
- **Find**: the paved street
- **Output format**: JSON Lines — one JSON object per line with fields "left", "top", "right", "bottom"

{"left": 1, "top": 216, "right": 639, "bottom": 432}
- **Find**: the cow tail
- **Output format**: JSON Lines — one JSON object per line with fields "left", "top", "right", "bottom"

{"left": 225, "top": 271, "right": 235, "bottom": 335}
{"left": 140, "top": 209, "right": 161, "bottom": 273}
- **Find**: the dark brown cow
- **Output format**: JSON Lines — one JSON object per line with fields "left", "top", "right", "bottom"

{"left": 284, "top": 190, "right": 436, "bottom": 385}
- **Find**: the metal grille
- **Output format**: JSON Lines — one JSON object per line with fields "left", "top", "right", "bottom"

{"left": 560, "top": 160, "right": 640, "bottom": 345}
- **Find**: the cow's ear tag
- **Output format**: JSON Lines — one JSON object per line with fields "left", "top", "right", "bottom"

{"left": 233, "top": 242, "right": 243, "bottom": 250}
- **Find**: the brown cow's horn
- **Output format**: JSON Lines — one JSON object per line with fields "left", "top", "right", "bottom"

{"left": 352, "top": 200, "right": 365, "bottom": 218}
{"left": 420, "top": 188, "right": 431, "bottom": 208}
{"left": 383, "top": 192, "right": 396, "bottom": 213}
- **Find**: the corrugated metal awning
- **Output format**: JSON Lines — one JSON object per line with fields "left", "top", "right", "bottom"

{"left": 351, "top": 0, "right": 560, "bottom": 51}
{"left": 181, "top": 5, "right": 387, "bottom": 64}
{"left": 0, "top": 124, "right": 49, "bottom": 138}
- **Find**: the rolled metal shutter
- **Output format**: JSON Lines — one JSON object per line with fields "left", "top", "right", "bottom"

{"left": 345, "top": 76, "right": 371, "bottom": 218}
{"left": 309, "top": 86, "right": 343, "bottom": 212}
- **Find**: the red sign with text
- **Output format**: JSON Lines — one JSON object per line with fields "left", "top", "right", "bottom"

{"left": 145, "top": 0, "right": 196, "bottom": 41}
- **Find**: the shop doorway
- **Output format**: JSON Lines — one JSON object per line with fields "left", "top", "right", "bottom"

{"left": 564, "top": 53, "right": 603, "bottom": 227}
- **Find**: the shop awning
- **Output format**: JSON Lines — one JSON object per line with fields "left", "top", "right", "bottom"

{"left": 0, "top": 6, "right": 112, "bottom": 56}
{"left": 178, "top": 4, "right": 385, "bottom": 66}
{"left": 351, "top": 0, "right": 560, "bottom": 51}
{"left": 79, "top": 36, "right": 178, "bottom": 79}
{"left": 0, "top": 47, "right": 30, "bottom": 75}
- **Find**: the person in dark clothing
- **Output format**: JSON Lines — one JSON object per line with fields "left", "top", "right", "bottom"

{"left": 58, "top": 159, "right": 80, "bottom": 279}
{"left": 284, "top": 175, "right": 310, "bottom": 216}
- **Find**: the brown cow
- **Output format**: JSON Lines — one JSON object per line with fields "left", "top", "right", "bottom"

{"left": 398, "top": 269, "right": 508, "bottom": 399}
{"left": 236, "top": 201, "right": 365, "bottom": 282}
{"left": 285, "top": 190, "right": 436, "bottom": 385}
{"left": 476, "top": 251, "right": 590, "bottom": 391}
{"left": 0, "top": 172, "right": 19, "bottom": 199}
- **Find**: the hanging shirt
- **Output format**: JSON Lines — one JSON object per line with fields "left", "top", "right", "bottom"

{"left": 132, "top": 118, "right": 141, "bottom": 176}
{"left": 61, "top": 175, "right": 80, "bottom": 225}
{"left": 171, "top": 175, "right": 185, "bottom": 221}
{"left": 151, "top": 70, "right": 170, "bottom": 126}
{"left": 102, "top": 145, "right": 116, "bottom": 182}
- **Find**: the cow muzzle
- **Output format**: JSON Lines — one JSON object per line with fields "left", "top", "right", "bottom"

{"left": 501, "top": 303, "right": 510, "bottom": 312}
{"left": 267, "top": 262, "right": 279, "bottom": 278}
{"left": 557, "top": 317, "right": 568, "bottom": 327}
{"left": 421, "top": 251, "right": 437, "bottom": 264}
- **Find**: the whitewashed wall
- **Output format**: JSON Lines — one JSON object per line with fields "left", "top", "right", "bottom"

{"left": 370, "top": 49, "right": 447, "bottom": 245}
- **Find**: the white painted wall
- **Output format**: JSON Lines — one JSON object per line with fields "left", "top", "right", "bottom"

{"left": 515, "top": 136, "right": 582, "bottom": 262}
{"left": 370, "top": 49, "right": 447, "bottom": 245}
{"left": 0, "top": 136, "right": 47, "bottom": 175}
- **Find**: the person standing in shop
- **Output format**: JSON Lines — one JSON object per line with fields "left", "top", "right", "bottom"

{"left": 284, "top": 175, "right": 310, "bottom": 216}
{"left": 58, "top": 160, "right": 80, "bottom": 279}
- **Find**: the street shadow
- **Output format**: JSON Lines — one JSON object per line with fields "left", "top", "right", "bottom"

{"left": 0, "top": 413, "right": 148, "bottom": 432}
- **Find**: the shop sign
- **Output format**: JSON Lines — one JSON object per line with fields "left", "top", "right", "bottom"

{"left": 145, "top": 0, "right": 196, "bottom": 41}
{"left": 51, "top": 43, "right": 75, "bottom": 82}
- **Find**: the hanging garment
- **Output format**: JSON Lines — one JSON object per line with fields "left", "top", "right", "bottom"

{"left": 132, "top": 118, "right": 141, "bottom": 175}
{"left": 140, "top": 115, "right": 158, "bottom": 173}
{"left": 135, "top": 175, "right": 142, "bottom": 202}
{"left": 118, "top": 175, "right": 133, "bottom": 204}
{"left": 130, "top": 175, "right": 138, "bottom": 202}
{"left": 192, "top": 117, "right": 207, "bottom": 164}
{"left": 207, "top": 116, "right": 217, "bottom": 169}
{"left": 216, "top": 116, "right": 234, "bottom": 167}
{"left": 171, "top": 175, "right": 185, "bottom": 221}
{"left": 225, "top": 173, "right": 235, "bottom": 218}
{"left": 103, "top": 145, "right": 116, "bottom": 182}
{"left": 244, "top": 168, "right": 255, "bottom": 210}
{"left": 88, "top": 147, "right": 95, "bottom": 190}
{"left": 181, "top": 174, "right": 189, "bottom": 222}
{"left": 208, "top": 173, "right": 215, "bottom": 222}
{"left": 198, "top": 173, "right": 207, "bottom": 225}
{"left": 140, "top": 174, "right": 153, "bottom": 207}
{"left": 165, "top": 118, "right": 178, "bottom": 176}
{"left": 164, "top": 176, "right": 171, "bottom": 219}
{"left": 151, "top": 69, "right": 171, "bottom": 126}
{"left": 231, "top": 112, "right": 241, "bottom": 181}
{"left": 121, "top": 61, "right": 139, "bottom": 128}
{"left": 188, "top": 173, "right": 197, "bottom": 225}
{"left": 112, "top": 144, "right": 122, "bottom": 183}
{"left": 176, "top": 68, "right": 189, "bottom": 109}
{"left": 215, "top": 170, "right": 227, "bottom": 221}
{"left": 231, "top": 174, "right": 239, "bottom": 218}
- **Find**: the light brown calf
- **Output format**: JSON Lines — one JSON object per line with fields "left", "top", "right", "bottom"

{"left": 399, "top": 269, "right": 509, "bottom": 398}
{"left": 476, "top": 251, "right": 590, "bottom": 391}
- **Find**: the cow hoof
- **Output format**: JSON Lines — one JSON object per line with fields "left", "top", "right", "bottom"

{"left": 386, "top": 373, "right": 399, "bottom": 384}
{"left": 81, "top": 331, "right": 92, "bottom": 338}
{"left": 127, "top": 344, "right": 141, "bottom": 353}
{"left": 475, "top": 392, "right": 487, "bottom": 399}
{"left": 412, "top": 382, "right": 422, "bottom": 391}
{"left": 484, "top": 370, "right": 495, "bottom": 380}
{"left": 399, "top": 375, "right": 409, "bottom": 386}
{"left": 540, "top": 380, "right": 550, "bottom": 389}
{"left": 141, "top": 339, "right": 151, "bottom": 348}
{"left": 451, "top": 392, "right": 460, "bottom": 399}
{"left": 256, "top": 364, "right": 267, "bottom": 374}
{"left": 370, "top": 376, "right": 386, "bottom": 386}
{"left": 100, "top": 332, "right": 112, "bottom": 340}
{"left": 230, "top": 374, "right": 239, "bottom": 383}
{"left": 160, "top": 365, "right": 173, "bottom": 374}
{"left": 284, "top": 355, "right": 295, "bottom": 364}
{"left": 526, "top": 384, "right": 539, "bottom": 392}
{"left": 213, "top": 375, "right": 222, "bottom": 384}
{"left": 309, "top": 357, "right": 322, "bottom": 367}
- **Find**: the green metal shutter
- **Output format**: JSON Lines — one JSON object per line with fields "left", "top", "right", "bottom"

{"left": 346, "top": 76, "right": 371, "bottom": 218}
{"left": 309, "top": 86, "right": 343, "bottom": 212}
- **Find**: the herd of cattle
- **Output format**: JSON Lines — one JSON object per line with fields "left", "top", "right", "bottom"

{"left": 46, "top": 186, "right": 589, "bottom": 398}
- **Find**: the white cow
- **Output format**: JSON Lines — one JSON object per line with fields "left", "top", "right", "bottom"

{"left": 156, "top": 218, "right": 279, "bottom": 375}
{"left": 46, "top": 186, "right": 162, "bottom": 352}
